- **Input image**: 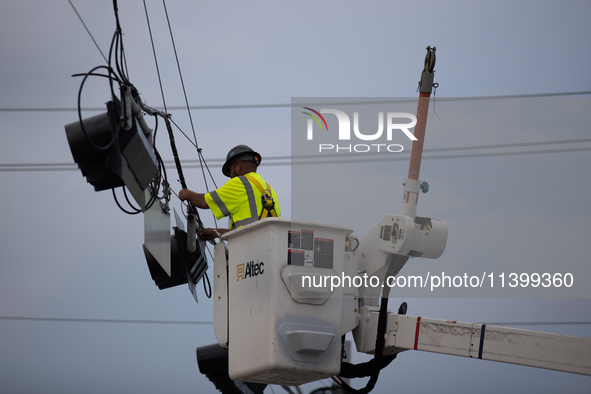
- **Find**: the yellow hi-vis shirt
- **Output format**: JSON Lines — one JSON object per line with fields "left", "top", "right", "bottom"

{"left": 204, "top": 172, "right": 281, "bottom": 229}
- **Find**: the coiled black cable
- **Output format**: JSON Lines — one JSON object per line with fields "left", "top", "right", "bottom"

{"left": 338, "top": 258, "right": 406, "bottom": 393}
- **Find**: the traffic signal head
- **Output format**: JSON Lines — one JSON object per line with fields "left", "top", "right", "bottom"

{"left": 64, "top": 101, "right": 158, "bottom": 210}
{"left": 143, "top": 227, "right": 208, "bottom": 290}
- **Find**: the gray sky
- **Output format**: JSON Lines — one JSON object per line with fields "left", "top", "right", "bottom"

{"left": 1, "top": 1, "right": 590, "bottom": 393}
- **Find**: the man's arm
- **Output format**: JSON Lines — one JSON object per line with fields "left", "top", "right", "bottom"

{"left": 178, "top": 190, "right": 230, "bottom": 241}
{"left": 178, "top": 189, "right": 209, "bottom": 209}
{"left": 198, "top": 228, "right": 231, "bottom": 241}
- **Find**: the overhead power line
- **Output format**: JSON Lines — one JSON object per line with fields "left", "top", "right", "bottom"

{"left": 67, "top": 0, "right": 108, "bottom": 63}
{"left": 0, "top": 91, "right": 590, "bottom": 112}
{"left": 1, "top": 316, "right": 589, "bottom": 327}
{"left": 1, "top": 138, "right": 590, "bottom": 172}
{"left": 0, "top": 316, "right": 213, "bottom": 325}
{"left": 481, "top": 321, "right": 591, "bottom": 327}
{"left": 179, "top": 138, "right": 591, "bottom": 164}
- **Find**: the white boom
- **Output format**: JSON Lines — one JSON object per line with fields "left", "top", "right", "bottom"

{"left": 354, "top": 306, "right": 591, "bottom": 376}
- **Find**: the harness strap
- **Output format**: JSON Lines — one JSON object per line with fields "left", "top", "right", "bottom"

{"left": 244, "top": 174, "right": 278, "bottom": 219}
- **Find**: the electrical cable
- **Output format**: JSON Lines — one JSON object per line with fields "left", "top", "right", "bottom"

{"left": 2, "top": 315, "right": 589, "bottom": 326}
{"left": 85, "top": 0, "right": 166, "bottom": 215}
{"left": 76, "top": 65, "right": 122, "bottom": 151}
{"left": 68, "top": 0, "right": 161, "bottom": 216}
{"left": 3, "top": 141, "right": 591, "bottom": 172}
{"left": 165, "top": 119, "right": 220, "bottom": 229}
{"left": 181, "top": 146, "right": 591, "bottom": 169}
{"left": 165, "top": 116, "right": 219, "bottom": 227}
{"left": 281, "top": 386, "right": 296, "bottom": 394}
{"left": 141, "top": 1, "right": 222, "bottom": 238}
{"left": 165, "top": 117, "right": 219, "bottom": 190}
{"left": 159, "top": 0, "right": 220, "bottom": 229}
{"left": 145, "top": 1, "right": 219, "bottom": 231}
{"left": 69, "top": 0, "right": 144, "bottom": 226}
{"left": 147, "top": 116, "right": 170, "bottom": 202}
{"left": 5, "top": 91, "right": 589, "bottom": 112}
{"left": 112, "top": 187, "right": 142, "bottom": 215}
{"left": 67, "top": 0, "right": 108, "bottom": 64}
{"left": 0, "top": 316, "right": 214, "bottom": 325}
{"left": 162, "top": 0, "right": 199, "bottom": 149}
{"left": 77, "top": 5, "right": 212, "bottom": 304}
{"left": 122, "top": 185, "right": 143, "bottom": 213}
{"left": 72, "top": 72, "right": 123, "bottom": 84}
{"left": 176, "top": 137, "right": 591, "bottom": 166}
{"left": 338, "top": 260, "right": 402, "bottom": 394}
{"left": 153, "top": 150, "right": 168, "bottom": 200}
{"left": 111, "top": 0, "right": 130, "bottom": 87}
{"left": 203, "top": 271, "right": 212, "bottom": 299}
{"left": 107, "top": 27, "right": 123, "bottom": 101}
{"left": 141, "top": 1, "right": 205, "bottom": 229}
{"left": 142, "top": 0, "right": 168, "bottom": 114}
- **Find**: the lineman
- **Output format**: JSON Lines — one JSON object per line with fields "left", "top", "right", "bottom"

{"left": 178, "top": 145, "right": 281, "bottom": 241}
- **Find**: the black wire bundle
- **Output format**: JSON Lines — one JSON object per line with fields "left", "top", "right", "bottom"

{"left": 337, "top": 258, "right": 406, "bottom": 394}
{"left": 72, "top": 0, "right": 167, "bottom": 215}
{"left": 70, "top": 0, "right": 218, "bottom": 298}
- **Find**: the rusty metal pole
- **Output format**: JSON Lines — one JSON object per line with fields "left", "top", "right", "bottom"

{"left": 402, "top": 47, "right": 436, "bottom": 219}
{"left": 408, "top": 46, "right": 436, "bottom": 179}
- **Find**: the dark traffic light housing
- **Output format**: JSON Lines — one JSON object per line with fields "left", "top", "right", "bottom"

{"left": 143, "top": 227, "right": 207, "bottom": 290}
{"left": 64, "top": 100, "right": 158, "bottom": 210}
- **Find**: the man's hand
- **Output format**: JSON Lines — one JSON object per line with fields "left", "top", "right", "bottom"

{"left": 178, "top": 188, "right": 190, "bottom": 202}
{"left": 178, "top": 189, "right": 209, "bottom": 209}
{"left": 198, "top": 228, "right": 230, "bottom": 241}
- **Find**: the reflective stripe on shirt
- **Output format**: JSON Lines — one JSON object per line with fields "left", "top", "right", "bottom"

{"left": 204, "top": 172, "right": 281, "bottom": 229}
{"left": 237, "top": 176, "right": 259, "bottom": 227}
{"left": 209, "top": 190, "right": 230, "bottom": 217}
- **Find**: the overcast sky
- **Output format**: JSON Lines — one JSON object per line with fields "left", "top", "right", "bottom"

{"left": 1, "top": 1, "right": 590, "bottom": 393}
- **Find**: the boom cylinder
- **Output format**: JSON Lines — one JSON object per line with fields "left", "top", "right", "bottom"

{"left": 402, "top": 46, "right": 436, "bottom": 219}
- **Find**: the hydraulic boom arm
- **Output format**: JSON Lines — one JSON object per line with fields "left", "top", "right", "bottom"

{"left": 355, "top": 306, "right": 591, "bottom": 376}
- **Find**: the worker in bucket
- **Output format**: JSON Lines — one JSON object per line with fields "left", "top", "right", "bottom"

{"left": 179, "top": 144, "right": 281, "bottom": 241}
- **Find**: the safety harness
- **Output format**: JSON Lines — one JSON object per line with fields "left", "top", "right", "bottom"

{"left": 244, "top": 174, "right": 279, "bottom": 219}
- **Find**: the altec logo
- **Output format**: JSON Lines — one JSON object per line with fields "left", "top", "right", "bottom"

{"left": 303, "top": 107, "right": 417, "bottom": 153}
{"left": 236, "top": 261, "right": 265, "bottom": 281}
